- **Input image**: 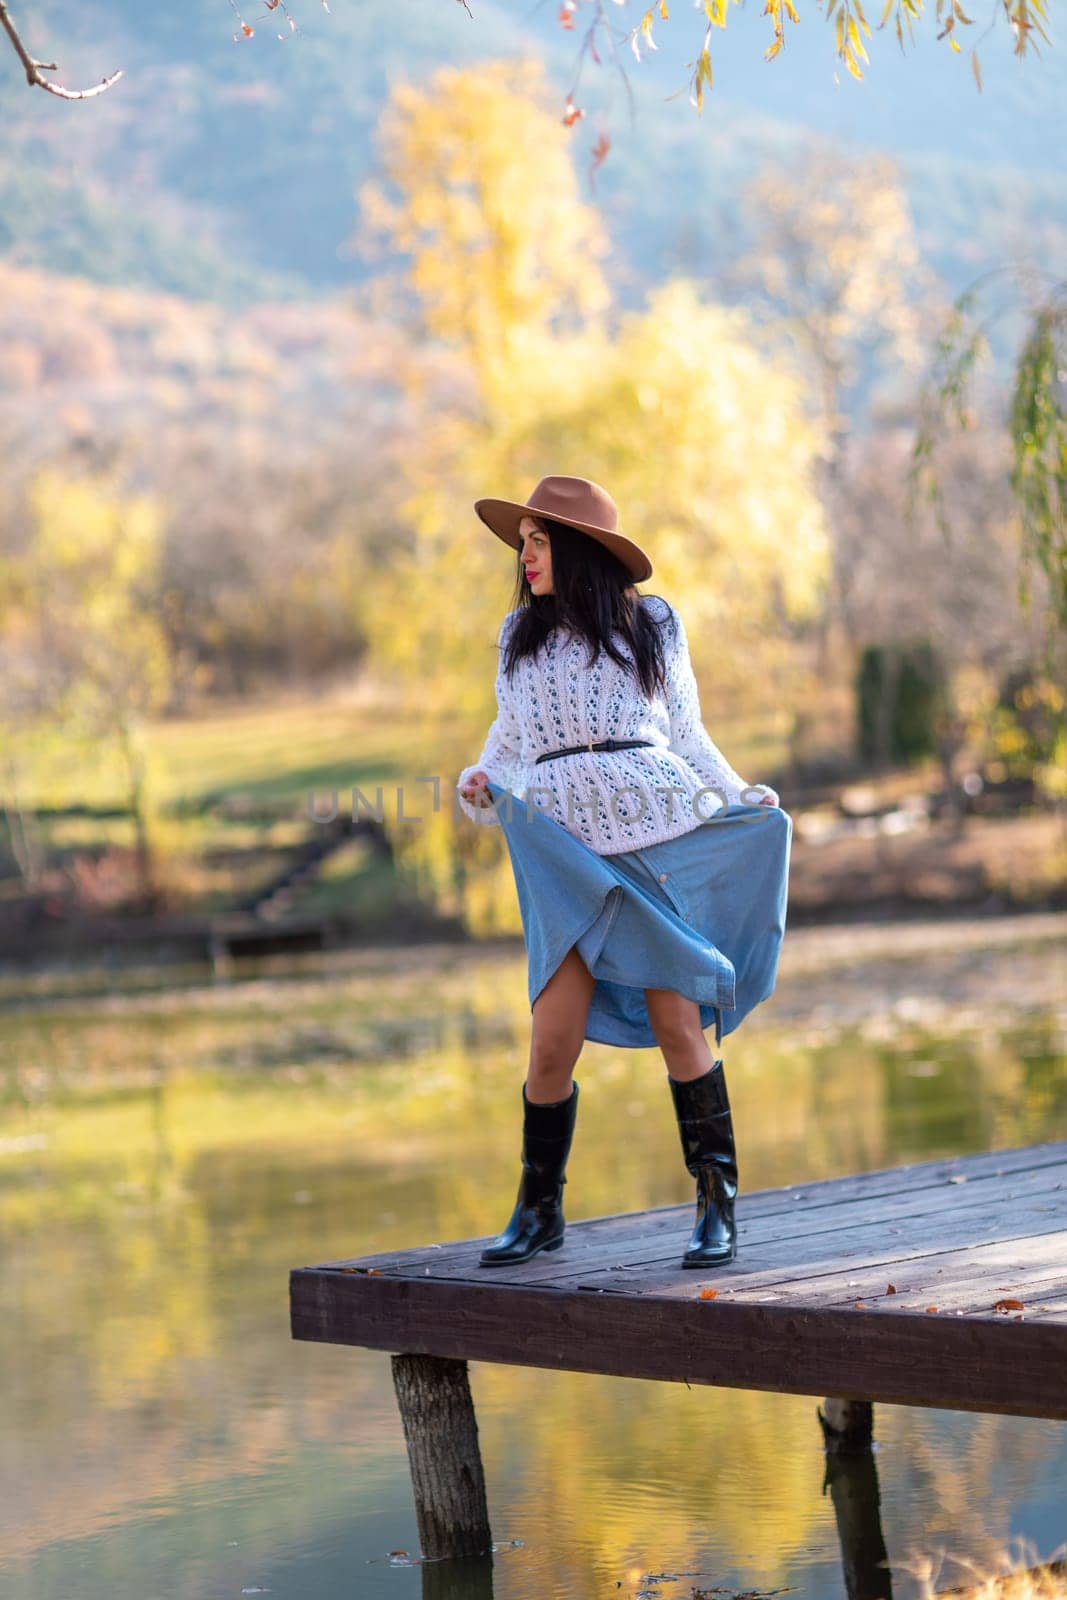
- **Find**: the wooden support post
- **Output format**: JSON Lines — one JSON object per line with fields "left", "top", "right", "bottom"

{"left": 818, "top": 1396, "right": 874, "bottom": 1453}
{"left": 391, "top": 1353, "right": 493, "bottom": 1563}
{"left": 818, "top": 1399, "right": 891, "bottom": 1600}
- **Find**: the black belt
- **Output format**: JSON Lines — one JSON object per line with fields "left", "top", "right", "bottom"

{"left": 535, "top": 738, "right": 654, "bottom": 766}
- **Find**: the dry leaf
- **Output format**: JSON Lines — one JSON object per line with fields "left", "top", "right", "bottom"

{"left": 925, "top": 1305, "right": 939, "bottom": 1313}
{"left": 886, "top": 1283, "right": 897, "bottom": 1294}
{"left": 993, "top": 1297, "right": 1025, "bottom": 1312}
{"left": 699, "top": 1287, "right": 720, "bottom": 1299}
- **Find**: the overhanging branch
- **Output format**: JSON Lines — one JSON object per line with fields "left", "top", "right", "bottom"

{"left": 0, "top": 0, "right": 123, "bottom": 98}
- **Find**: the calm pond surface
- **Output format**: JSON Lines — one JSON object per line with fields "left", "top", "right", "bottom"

{"left": 3, "top": 913, "right": 1066, "bottom": 1600}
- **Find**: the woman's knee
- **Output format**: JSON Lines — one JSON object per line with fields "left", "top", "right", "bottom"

{"left": 529, "top": 1017, "right": 583, "bottom": 1075}
{"left": 645, "top": 988, "right": 704, "bottom": 1054}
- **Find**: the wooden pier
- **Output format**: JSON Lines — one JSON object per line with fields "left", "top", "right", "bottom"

{"left": 290, "top": 1138, "right": 1067, "bottom": 1565}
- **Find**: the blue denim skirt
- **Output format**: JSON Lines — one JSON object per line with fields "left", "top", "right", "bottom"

{"left": 484, "top": 779, "right": 792, "bottom": 1051}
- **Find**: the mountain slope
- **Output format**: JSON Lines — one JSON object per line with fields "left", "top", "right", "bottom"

{"left": 0, "top": 0, "right": 1063, "bottom": 306}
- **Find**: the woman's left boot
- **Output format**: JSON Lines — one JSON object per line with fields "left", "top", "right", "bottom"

{"left": 667, "top": 1059, "right": 738, "bottom": 1268}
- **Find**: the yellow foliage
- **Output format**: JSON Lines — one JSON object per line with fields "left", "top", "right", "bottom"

{"left": 741, "top": 148, "right": 929, "bottom": 387}
{"left": 353, "top": 62, "right": 831, "bottom": 930}
{"left": 356, "top": 57, "right": 611, "bottom": 411}
{"left": 21, "top": 467, "right": 171, "bottom": 724}
{"left": 1, "top": 468, "right": 175, "bottom": 898}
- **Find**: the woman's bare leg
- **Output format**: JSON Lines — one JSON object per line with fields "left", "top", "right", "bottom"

{"left": 527, "top": 945, "right": 596, "bottom": 1103}
{"left": 644, "top": 987, "right": 717, "bottom": 1080}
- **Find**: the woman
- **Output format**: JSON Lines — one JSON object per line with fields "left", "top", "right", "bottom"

{"left": 456, "top": 475, "right": 791, "bottom": 1273}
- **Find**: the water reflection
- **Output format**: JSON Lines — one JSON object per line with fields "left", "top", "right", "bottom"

{"left": 1, "top": 927, "right": 1065, "bottom": 1598}
{"left": 823, "top": 1451, "right": 893, "bottom": 1600}
{"left": 819, "top": 1402, "right": 893, "bottom": 1600}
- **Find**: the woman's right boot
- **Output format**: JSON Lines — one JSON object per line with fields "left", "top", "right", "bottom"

{"left": 667, "top": 1059, "right": 738, "bottom": 1268}
{"left": 478, "top": 1080, "right": 580, "bottom": 1266}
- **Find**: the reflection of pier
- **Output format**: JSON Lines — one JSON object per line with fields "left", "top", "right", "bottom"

{"left": 819, "top": 1398, "right": 893, "bottom": 1600}
{"left": 291, "top": 1140, "right": 1067, "bottom": 1594}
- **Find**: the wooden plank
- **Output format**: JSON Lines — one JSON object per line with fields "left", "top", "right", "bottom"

{"left": 1020, "top": 1298, "right": 1067, "bottom": 1319}
{"left": 356, "top": 1171, "right": 1062, "bottom": 1292}
{"left": 571, "top": 1197, "right": 1065, "bottom": 1300}
{"left": 987, "top": 1277, "right": 1067, "bottom": 1316}
{"left": 289, "top": 1268, "right": 1067, "bottom": 1419}
{"left": 312, "top": 1139, "right": 1067, "bottom": 1273}
{"left": 694, "top": 1234, "right": 1067, "bottom": 1315}
{"left": 372, "top": 1167, "right": 1066, "bottom": 1289}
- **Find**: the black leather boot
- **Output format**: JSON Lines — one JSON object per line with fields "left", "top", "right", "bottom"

{"left": 667, "top": 1059, "right": 738, "bottom": 1268}
{"left": 479, "top": 1080, "right": 580, "bottom": 1266}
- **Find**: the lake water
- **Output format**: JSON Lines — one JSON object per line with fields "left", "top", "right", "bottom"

{"left": 3, "top": 915, "right": 1066, "bottom": 1600}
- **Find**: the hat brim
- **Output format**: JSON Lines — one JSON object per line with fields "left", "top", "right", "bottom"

{"left": 473, "top": 497, "right": 653, "bottom": 583}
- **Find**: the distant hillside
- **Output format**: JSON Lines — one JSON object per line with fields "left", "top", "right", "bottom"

{"left": 0, "top": 0, "right": 538, "bottom": 302}
{"left": 0, "top": 0, "right": 1063, "bottom": 308}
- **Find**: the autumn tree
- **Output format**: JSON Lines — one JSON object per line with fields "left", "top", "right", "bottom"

{"left": 737, "top": 145, "right": 932, "bottom": 484}
{"left": 731, "top": 142, "right": 941, "bottom": 705}
{"left": 838, "top": 421, "right": 1061, "bottom": 813}
{"left": 0, "top": 467, "right": 172, "bottom": 908}
{"left": 357, "top": 57, "right": 612, "bottom": 416}
{"left": 912, "top": 267, "right": 1067, "bottom": 657}
{"left": 355, "top": 59, "right": 830, "bottom": 703}
{"left": 352, "top": 58, "right": 831, "bottom": 930}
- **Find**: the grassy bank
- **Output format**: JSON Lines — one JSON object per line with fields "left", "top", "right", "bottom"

{"left": 2, "top": 684, "right": 1064, "bottom": 961}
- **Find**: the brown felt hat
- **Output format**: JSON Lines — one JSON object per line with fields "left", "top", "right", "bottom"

{"left": 474, "top": 475, "right": 653, "bottom": 583}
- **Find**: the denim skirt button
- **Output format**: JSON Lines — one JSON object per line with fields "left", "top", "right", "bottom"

{"left": 658, "top": 872, "right": 668, "bottom": 881}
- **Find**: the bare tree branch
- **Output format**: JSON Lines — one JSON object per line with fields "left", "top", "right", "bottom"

{"left": 0, "top": 0, "right": 123, "bottom": 98}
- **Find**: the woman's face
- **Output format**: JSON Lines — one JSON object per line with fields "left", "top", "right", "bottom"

{"left": 518, "top": 515, "right": 553, "bottom": 595}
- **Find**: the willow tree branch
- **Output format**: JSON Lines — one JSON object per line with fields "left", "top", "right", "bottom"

{"left": 0, "top": 0, "right": 123, "bottom": 98}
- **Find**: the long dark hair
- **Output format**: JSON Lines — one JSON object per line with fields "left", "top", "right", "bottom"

{"left": 501, "top": 515, "right": 671, "bottom": 701}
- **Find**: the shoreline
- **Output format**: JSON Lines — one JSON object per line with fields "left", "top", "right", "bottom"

{"left": 0, "top": 907, "right": 1063, "bottom": 1021}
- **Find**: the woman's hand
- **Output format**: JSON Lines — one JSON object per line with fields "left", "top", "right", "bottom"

{"left": 459, "top": 769, "right": 493, "bottom": 807}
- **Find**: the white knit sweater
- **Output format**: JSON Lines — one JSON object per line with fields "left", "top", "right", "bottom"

{"left": 456, "top": 595, "right": 778, "bottom": 855}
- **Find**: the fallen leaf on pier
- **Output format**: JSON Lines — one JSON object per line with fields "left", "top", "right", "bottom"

{"left": 993, "top": 1297, "right": 1025, "bottom": 1312}
{"left": 854, "top": 1301, "right": 867, "bottom": 1307}
{"left": 698, "top": 1287, "right": 719, "bottom": 1299}
{"left": 886, "top": 1283, "right": 897, "bottom": 1294}
{"left": 925, "top": 1305, "right": 939, "bottom": 1313}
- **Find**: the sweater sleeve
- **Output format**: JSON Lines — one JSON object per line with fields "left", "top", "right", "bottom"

{"left": 456, "top": 613, "right": 528, "bottom": 827}
{"left": 662, "top": 605, "right": 779, "bottom": 809}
